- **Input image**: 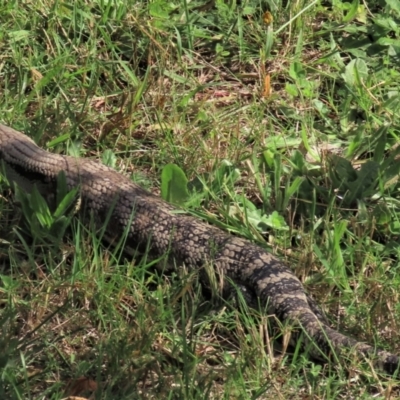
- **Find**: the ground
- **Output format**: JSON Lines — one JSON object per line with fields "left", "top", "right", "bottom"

{"left": 1, "top": 0, "right": 400, "bottom": 398}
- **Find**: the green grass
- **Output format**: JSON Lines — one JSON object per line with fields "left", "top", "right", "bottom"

{"left": 1, "top": 0, "right": 400, "bottom": 398}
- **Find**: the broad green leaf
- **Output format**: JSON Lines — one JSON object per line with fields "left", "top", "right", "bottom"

{"left": 380, "top": 144, "right": 400, "bottom": 188}
{"left": 286, "top": 176, "right": 305, "bottom": 199}
{"left": 54, "top": 188, "right": 79, "bottom": 219}
{"left": 386, "top": 0, "right": 400, "bottom": 14}
{"left": 264, "top": 24, "right": 274, "bottom": 58}
{"left": 382, "top": 90, "right": 400, "bottom": 111}
{"left": 262, "top": 150, "right": 274, "bottom": 168}
{"left": 374, "top": 17, "right": 398, "bottom": 31}
{"left": 237, "top": 206, "right": 288, "bottom": 232}
{"left": 386, "top": 44, "right": 400, "bottom": 57}
{"left": 289, "top": 61, "right": 305, "bottom": 80}
{"left": 164, "top": 70, "right": 188, "bottom": 84}
{"left": 262, "top": 211, "right": 288, "bottom": 230}
{"left": 342, "top": 58, "right": 368, "bottom": 86}
{"left": 213, "top": 160, "right": 240, "bottom": 189}
{"left": 290, "top": 151, "right": 306, "bottom": 173}
{"left": 390, "top": 221, "right": 400, "bottom": 235}
{"left": 47, "top": 133, "right": 71, "bottom": 148}
{"left": 8, "top": 30, "right": 30, "bottom": 41}
{"left": 285, "top": 83, "right": 298, "bottom": 97}
{"left": 329, "top": 155, "right": 357, "bottom": 189}
{"left": 343, "top": 0, "right": 359, "bottom": 22}
{"left": 161, "top": 164, "right": 189, "bottom": 205}
{"left": 14, "top": 186, "right": 34, "bottom": 225}
{"left": 31, "top": 188, "right": 53, "bottom": 228}
{"left": 347, "top": 160, "right": 379, "bottom": 203}
{"left": 355, "top": 5, "right": 367, "bottom": 23}
{"left": 373, "top": 204, "right": 391, "bottom": 225}
{"left": 239, "top": 197, "right": 257, "bottom": 212}
{"left": 102, "top": 149, "right": 117, "bottom": 168}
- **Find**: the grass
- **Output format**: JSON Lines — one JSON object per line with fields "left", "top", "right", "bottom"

{"left": 1, "top": 0, "right": 400, "bottom": 398}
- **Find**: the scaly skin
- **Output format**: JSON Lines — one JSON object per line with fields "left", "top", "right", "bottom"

{"left": 0, "top": 123, "right": 398, "bottom": 373}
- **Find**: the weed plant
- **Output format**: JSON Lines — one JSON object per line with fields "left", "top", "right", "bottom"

{"left": 1, "top": 0, "right": 400, "bottom": 398}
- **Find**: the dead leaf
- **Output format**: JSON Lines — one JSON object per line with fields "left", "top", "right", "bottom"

{"left": 262, "top": 74, "right": 271, "bottom": 98}
{"left": 65, "top": 376, "right": 98, "bottom": 397}
{"left": 262, "top": 11, "right": 273, "bottom": 25}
